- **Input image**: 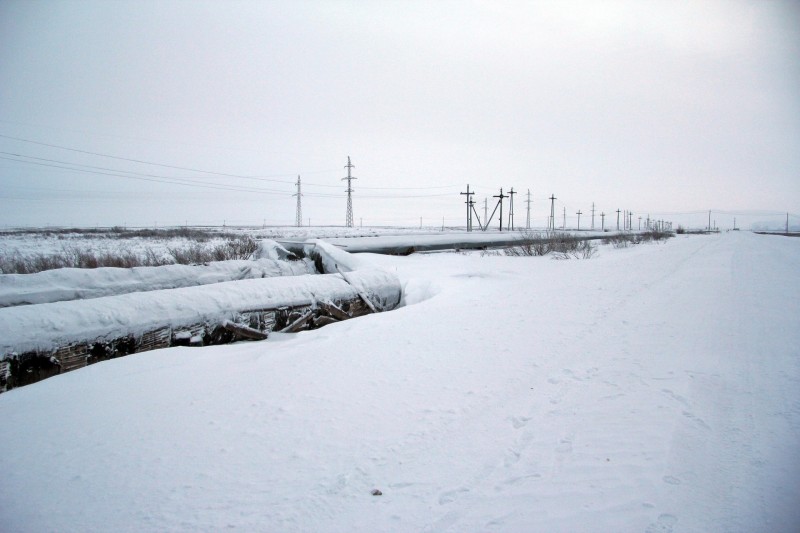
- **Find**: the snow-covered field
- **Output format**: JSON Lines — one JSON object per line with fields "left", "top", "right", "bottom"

{"left": 0, "top": 226, "right": 448, "bottom": 262}
{"left": 1, "top": 231, "right": 798, "bottom": 532}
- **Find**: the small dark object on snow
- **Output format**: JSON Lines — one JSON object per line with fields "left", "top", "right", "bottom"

{"left": 371, "top": 489, "right": 382, "bottom": 496}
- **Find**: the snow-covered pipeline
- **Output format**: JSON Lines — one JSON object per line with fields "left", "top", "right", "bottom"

{"left": 0, "top": 240, "right": 402, "bottom": 356}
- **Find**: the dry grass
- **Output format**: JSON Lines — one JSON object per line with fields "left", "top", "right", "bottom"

{"left": 0, "top": 235, "right": 260, "bottom": 274}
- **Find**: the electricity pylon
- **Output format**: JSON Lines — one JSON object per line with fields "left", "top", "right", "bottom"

{"left": 294, "top": 175, "right": 302, "bottom": 227}
{"left": 343, "top": 157, "right": 356, "bottom": 227}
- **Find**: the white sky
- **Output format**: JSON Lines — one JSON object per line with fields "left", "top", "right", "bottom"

{"left": 1, "top": 0, "right": 798, "bottom": 229}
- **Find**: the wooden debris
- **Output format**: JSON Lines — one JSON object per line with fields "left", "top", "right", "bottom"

{"left": 222, "top": 320, "right": 268, "bottom": 341}
{"left": 317, "top": 301, "right": 351, "bottom": 321}
{"left": 280, "top": 310, "right": 315, "bottom": 333}
{"left": 313, "top": 315, "right": 338, "bottom": 328}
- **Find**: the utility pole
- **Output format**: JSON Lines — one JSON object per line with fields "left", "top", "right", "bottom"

{"left": 493, "top": 188, "right": 507, "bottom": 231}
{"left": 638, "top": 216, "right": 642, "bottom": 230}
{"left": 525, "top": 189, "right": 532, "bottom": 229}
{"left": 562, "top": 206, "right": 566, "bottom": 230}
{"left": 601, "top": 212, "right": 606, "bottom": 231}
{"left": 708, "top": 210, "right": 711, "bottom": 232}
{"left": 549, "top": 194, "right": 557, "bottom": 231}
{"left": 484, "top": 198, "right": 488, "bottom": 227}
{"left": 470, "top": 199, "right": 484, "bottom": 230}
{"left": 508, "top": 187, "right": 516, "bottom": 230}
{"left": 460, "top": 185, "right": 474, "bottom": 231}
{"left": 576, "top": 210, "right": 582, "bottom": 230}
{"left": 616, "top": 209, "right": 621, "bottom": 231}
{"left": 629, "top": 211, "right": 633, "bottom": 231}
{"left": 343, "top": 156, "right": 356, "bottom": 228}
{"left": 591, "top": 202, "right": 595, "bottom": 230}
{"left": 293, "top": 175, "right": 303, "bottom": 227}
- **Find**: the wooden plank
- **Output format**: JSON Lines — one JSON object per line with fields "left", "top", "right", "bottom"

{"left": 222, "top": 320, "right": 268, "bottom": 340}
{"left": 317, "top": 301, "right": 351, "bottom": 321}
{"left": 279, "top": 310, "right": 315, "bottom": 333}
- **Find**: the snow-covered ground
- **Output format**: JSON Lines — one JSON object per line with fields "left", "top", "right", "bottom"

{"left": 0, "top": 226, "right": 452, "bottom": 261}
{"left": 0, "top": 231, "right": 798, "bottom": 532}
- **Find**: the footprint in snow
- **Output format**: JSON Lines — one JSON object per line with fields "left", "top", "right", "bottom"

{"left": 645, "top": 513, "right": 678, "bottom": 533}
{"left": 511, "top": 416, "right": 530, "bottom": 429}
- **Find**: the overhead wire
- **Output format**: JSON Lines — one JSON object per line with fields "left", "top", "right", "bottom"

{"left": 0, "top": 134, "right": 471, "bottom": 198}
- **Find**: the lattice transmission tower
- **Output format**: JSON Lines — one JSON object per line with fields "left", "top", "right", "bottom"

{"left": 293, "top": 175, "right": 302, "bottom": 227}
{"left": 343, "top": 156, "right": 356, "bottom": 227}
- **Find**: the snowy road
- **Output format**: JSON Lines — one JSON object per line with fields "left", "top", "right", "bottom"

{"left": 1, "top": 232, "right": 798, "bottom": 532}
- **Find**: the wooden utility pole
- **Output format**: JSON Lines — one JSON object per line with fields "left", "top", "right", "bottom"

{"left": 601, "top": 212, "right": 606, "bottom": 231}
{"left": 470, "top": 199, "right": 484, "bottom": 230}
{"left": 460, "top": 185, "right": 474, "bottom": 231}
{"left": 508, "top": 187, "right": 516, "bottom": 231}
{"left": 493, "top": 188, "right": 507, "bottom": 231}
{"left": 576, "top": 210, "right": 582, "bottom": 230}
{"left": 616, "top": 209, "right": 621, "bottom": 230}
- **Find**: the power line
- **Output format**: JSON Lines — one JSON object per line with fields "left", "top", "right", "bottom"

{"left": 0, "top": 134, "right": 467, "bottom": 191}
{"left": 0, "top": 133, "right": 283, "bottom": 180}
{"left": 1, "top": 153, "right": 458, "bottom": 200}
{"left": 0, "top": 155, "right": 294, "bottom": 195}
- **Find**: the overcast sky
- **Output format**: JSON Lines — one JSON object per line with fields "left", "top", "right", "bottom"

{"left": 1, "top": 0, "right": 798, "bottom": 229}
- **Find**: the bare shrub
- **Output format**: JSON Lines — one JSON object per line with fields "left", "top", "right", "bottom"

{"left": 224, "top": 235, "right": 258, "bottom": 260}
{"left": 642, "top": 230, "right": 673, "bottom": 242}
{"left": 505, "top": 231, "right": 553, "bottom": 257}
{"left": 602, "top": 234, "right": 637, "bottom": 248}
{"left": 552, "top": 238, "right": 597, "bottom": 260}
{"left": 0, "top": 245, "right": 172, "bottom": 274}
{"left": 505, "top": 231, "right": 596, "bottom": 259}
{"left": 168, "top": 236, "right": 258, "bottom": 265}
{"left": 168, "top": 243, "right": 211, "bottom": 265}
